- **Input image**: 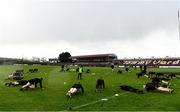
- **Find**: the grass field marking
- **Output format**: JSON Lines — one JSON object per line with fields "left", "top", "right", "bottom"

{"left": 71, "top": 92, "right": 127, "bottom": 110}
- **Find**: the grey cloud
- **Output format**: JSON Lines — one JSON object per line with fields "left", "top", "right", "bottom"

{"left": 0, "top": 0, "right": 178, "bottom": 45}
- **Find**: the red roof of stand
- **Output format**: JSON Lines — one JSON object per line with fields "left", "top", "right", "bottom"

{"left": 71, "top": 53, "right": 116, "bottom": 59}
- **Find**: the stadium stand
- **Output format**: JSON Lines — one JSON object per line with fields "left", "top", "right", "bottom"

{"left": 71, "top": 53, "right": 117, "bottom": 67}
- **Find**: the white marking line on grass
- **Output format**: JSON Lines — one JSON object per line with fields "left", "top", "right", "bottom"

{"left": 72, "top": 92, "right": 127, "bottom": 110}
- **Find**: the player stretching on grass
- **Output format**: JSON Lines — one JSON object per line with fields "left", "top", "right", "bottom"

{"left": 96, "top": 78, "right": 105, "bottom": 92}
{"left": 66, "top": 82, "right": 84, "bottom": 97}
{"left": 20, "top": 77, "right": 43, "bottom": 91}
{"left": 144, "top": 82, "right": 174, "bottom": 93}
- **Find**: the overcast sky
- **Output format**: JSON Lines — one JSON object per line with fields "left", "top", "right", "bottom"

{"left": 0, "top": 0, "right": 180, "bottom": 59}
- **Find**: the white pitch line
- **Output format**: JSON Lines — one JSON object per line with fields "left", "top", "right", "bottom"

{"left": 71, "top": 92, "right": 127, "bottom": 110}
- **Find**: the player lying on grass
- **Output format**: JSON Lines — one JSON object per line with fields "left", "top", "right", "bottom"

{"left": 151, "top": 77, "right": 171, "bottom": 87}
{"left": 120, "top": 85, "right": 144, "bottom": 94}
{"left": 166, "top": 73, "right": 180, "bottom": 79}
{"left": 148, "top": 72, "right": 180, "bottom": 79}
{"left": 117, "top": 70, "right": 122, "bottom": 74}
{"left": 144, "top": 82, "right": 174, "bottom": 93}
{"left": 29, "top": 68, "right": 38, "bottom": 73}
{"left": 66, "top": 82, "right": 84, "bottom": 97}
{"left": 5, "top": 80, "right": 28, "bottom": 87}
{"left": 137, "top": 70, "right": 148, "bottom": 78}
{"left": 6, "top": 70, "right": 24, "bottom": 80}
{"left": 96, "top": 78, "right": 105, "bottom": 92}
{"left": 20, "top": 77, "right": 43, "bottom": 91}
{"left": 6, "top": 78, "right": 43, "bottom": 90}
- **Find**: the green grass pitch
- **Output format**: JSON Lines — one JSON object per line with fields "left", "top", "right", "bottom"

{"left": 0, "top": 65, "right": 180, "bottom": 111}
